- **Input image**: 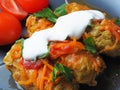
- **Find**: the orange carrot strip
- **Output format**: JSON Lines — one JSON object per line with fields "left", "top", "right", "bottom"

{"left": 49, "top": 82, "right": 53, "bottom": 90}
{"left": 41, "top": 60, "right": 54, "bottom": 90}
{"left": 50, "top": 39, "right": 84, "bottom": 59}
{"left": 101, "top": 19, "right": 120, "bottom": 41}
{"left": 40, "top": 64, "right": 47, "bottom": 90}
{"left": 41, "top": 60, "right": 53, "bottom": 70}
{"left": 31, "top": 70, "right": 38, "bottom": 85}
{"left": 36, "top": 68, "right": 43, "bottom": 88}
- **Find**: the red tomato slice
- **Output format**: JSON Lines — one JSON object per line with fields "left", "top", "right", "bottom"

{"left": 0, "top": 3, "right": 2, "bottom": 9}
{"left": 15, "top": 0, "right": 49, "bottom": 13}
{"left": 0, "top": 0, "right": 28, "bottom": 20}
{"left": 21, "top": 58, "right": 43, "bottom": 70}
{"left": 0, "top": 12, "right": 22, "bottom": 46}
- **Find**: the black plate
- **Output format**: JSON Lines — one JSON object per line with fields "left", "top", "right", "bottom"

{"left": 0, "top": 0, "right": 120, "bottom": 90}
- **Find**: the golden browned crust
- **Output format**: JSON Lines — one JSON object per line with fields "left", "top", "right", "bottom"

{"left": 60, "top": 51, "right": 106, "bottom": 86}
{"left": 88, "top": 19, "right": 120, "bottom": 57}
{"left": 66, "top": 2, "right": 90, "bottom": 13}
{"left": 26, "top": 16, "right": 54, "bottom": 37}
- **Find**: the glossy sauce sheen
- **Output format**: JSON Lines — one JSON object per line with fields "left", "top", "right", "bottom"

{"left": 23, "top": 10, "right": 105, "bottom": 60}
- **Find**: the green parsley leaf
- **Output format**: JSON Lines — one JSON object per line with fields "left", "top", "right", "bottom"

{"left": 52, "top": 63, "right": 73, "bottom": 82}
{"left": 33, "top": 8, "right": 58, "bottom": 23}
{"left": 54, "top": 4, "right": 67, "bottom": 16}
{"left": 15, "top": 38, "right": 24, "bottom": 56}
{"left": 83, "top": 37, "right": 97, "bottom": 54}
{"left": 114, "top": 18, "right": 120, "bottom": 25}
{"left": 37, "top": 48, "right": 50, "bottom": 59}
{"left": 15, "top": 38, "right": 24, "bottom": 44}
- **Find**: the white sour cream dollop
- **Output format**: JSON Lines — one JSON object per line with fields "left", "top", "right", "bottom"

{"left": 23, "top": 10, "right": 105, "bottom": 60}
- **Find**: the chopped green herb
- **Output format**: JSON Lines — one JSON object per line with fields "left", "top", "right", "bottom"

{"left": 33, "top": 8, "right": 58, "bottom": 23}
{"left": 15, "top": 38, "right": 24, "bottom": 56}
{"left": 15, "top": 38, "right": 24, "bottom": 50}
{"left": 52, "top": 63, "right": 73, "bottom": 82}
{"left": 37, "top": 48, "right": 50, "bottom": 59}
{"left": 114, "top": 18, "right": 120, "bottom": 25}
{"left": 15, "top": 38, "right": 24, "bottom": 44}
{"left": 83, "top": 37, "right": 96, "bottom": 53}
{"left": 54, "top": 4, "right": 67, "bottom": 16}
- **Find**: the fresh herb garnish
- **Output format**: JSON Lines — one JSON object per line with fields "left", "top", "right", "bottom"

{"left": 54, "top": 4, "right": 67, "bottom": 16}
{"left": 15, "top": 38, "right": 24, "bottom": 44}
{"left": 33, "top": 8, "right": 58, "bottom": 23}
{"left": 52, "top": 63, "right": 73, "bottom": 82}
{"left": 83, "top": 37, "right": 97, "bottom": 53}
{"left": 15, "top": 38, "right": 24, "bottom": 56}
{"left": 37, "top": 48, "right": 50, "bottom": 59}
{"left": 33, "top": 3, "right": 68, "bottom": 23}
{"left": 114, "top": 18, "right": 120, "bottom": 25}
{"left": 15, "top": 38, "right": 24, "bottom": 50}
